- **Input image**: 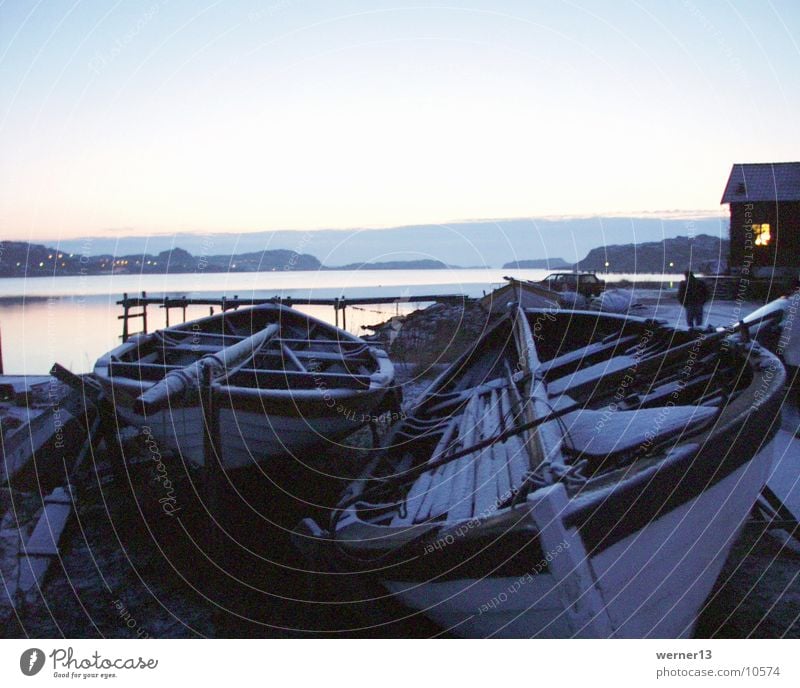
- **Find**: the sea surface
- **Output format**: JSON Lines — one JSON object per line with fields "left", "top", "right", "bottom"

{"left": 0, "top": 269, "right": 680, "bottom": 374}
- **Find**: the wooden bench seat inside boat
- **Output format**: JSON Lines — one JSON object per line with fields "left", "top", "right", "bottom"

{"left": 226, "top": 368, "right": 373, "bottom": 390}
{"left": 559, "top": 404, "right": 718, "bottom": 463}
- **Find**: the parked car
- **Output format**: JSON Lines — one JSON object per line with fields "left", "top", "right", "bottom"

{"left": 540, "top": 271, "right": 606, "bottom": 298}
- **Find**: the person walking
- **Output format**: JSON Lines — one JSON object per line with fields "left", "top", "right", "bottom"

{"left": 677, "top": 271, "right": 708, "bottom": 328}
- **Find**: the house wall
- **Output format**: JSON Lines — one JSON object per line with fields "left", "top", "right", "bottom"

{"left": 729, "top": 201, "right": 800, "bottom": 272}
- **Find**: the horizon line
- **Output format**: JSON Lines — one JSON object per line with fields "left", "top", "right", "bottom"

{"left": 3, "top": 208, "right": 727, "bottom": 243}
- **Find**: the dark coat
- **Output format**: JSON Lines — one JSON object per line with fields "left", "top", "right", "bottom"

{"left": 678, "top": 276, "right": 708, "bottom": 307}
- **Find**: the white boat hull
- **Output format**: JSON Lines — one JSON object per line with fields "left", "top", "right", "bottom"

{"left": 116, "top": 404, "right": 368, "bottom": 470}
{"left": 384, "top": 437, "right": 776, "bottom": 638}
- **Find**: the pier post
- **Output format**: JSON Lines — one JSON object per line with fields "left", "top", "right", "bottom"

{"left": 164, "top": 297, "right": 170, "bottom": 327}
{"left": 121, "top": 292, "right": 129, "bottom": 342}
{"left": 141, "top": 291, "right": 148, "bottom": 335}
{"left": 201, "top": 364, "right": 224, "bottom": 610}
{"left": 334, "top": 298, "right": 339, "bottom": 328}
{"left": 341, "top": 297, "right": 347, "bottom": 330}
{"left": 182, "top": 297, "right": 187, "bottom": 323}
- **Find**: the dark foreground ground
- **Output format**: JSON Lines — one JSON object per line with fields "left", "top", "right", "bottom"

{"left": 1, "top": 393, "right": 799, "bottom": 639}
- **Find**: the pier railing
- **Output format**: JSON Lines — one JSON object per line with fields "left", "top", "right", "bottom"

{"left": 117, "top": 291, "right": 466, "bottom": 342}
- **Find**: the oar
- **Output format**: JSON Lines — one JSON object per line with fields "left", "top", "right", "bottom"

{"left": 136, "top": 323, "right": 279, "bottom": 414}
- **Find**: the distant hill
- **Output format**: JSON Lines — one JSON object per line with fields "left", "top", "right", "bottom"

{"left": 206, "top": 249, "right": 320, "bottom": 272}
{"left": 574, "top": 234, "right": 729, "bottom": 273}
{"left": 0, "top": 241, "right": 320, "bottom": 277}
{"left": 502, "top": 257, "right": 570, "bottom": 270}
{"left": 0, "top": 231, "right": 730, "bottom": 278}
{"left": 330, "top": 259, "right": 449, "bottom": 270}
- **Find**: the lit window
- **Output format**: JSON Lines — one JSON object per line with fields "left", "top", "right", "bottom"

{"left": 754, "top": 223, "right": 771, "bottom": 246}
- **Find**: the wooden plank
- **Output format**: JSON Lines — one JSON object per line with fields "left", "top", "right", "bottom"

{"left": 417, "top": 398, "right": 478, "bottom": 523}
{"left": 537, "top": 334, "right": 640, "bottom": 379}
{"left": 500, "top": 385, "right": 531, "bottom": 489}
{"left": 489, "top": 390, "right": 513, "bottom": 504}
{"left": 391, "top": 414, "right": 460, "bottom": 525}
{"left": 528, "top": 483, "right": 614, "bottom": 637}
{"left": 17, "top": 487, "right": 75, "bottom": 595}
{"left": 473, "top": 391, "right": 503, "bottom": 517}
{"left": 429, "top": 394, "right": 484, "bottom": 521}
{"left": 443, "top": 395, "right": 481, "bottom": 523}
{"left": 228, "top": 369, "right": 372, "bottom": 390}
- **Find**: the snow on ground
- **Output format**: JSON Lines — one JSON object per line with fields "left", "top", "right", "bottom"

{"left": 593, "top": 289, "right": 763, "bottom": 331}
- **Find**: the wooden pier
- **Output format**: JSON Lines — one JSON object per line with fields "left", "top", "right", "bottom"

{"left": 117, "top": 291, "right": 467, "bottom": 342}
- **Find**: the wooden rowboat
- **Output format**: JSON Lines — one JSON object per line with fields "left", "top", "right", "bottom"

{"left": 93, "top": 304, "right": 395, "bottom": 470}
{"left": 297, "top": 307, "right": 785, "bottom": 638}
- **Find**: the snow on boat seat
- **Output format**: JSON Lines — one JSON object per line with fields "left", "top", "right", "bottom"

{"left": 559, "top": 405, "right": 717, "bottom": 464}
{"left": 545, "top": 355, "right": 638, "bottom": 397}
{"left": 537, "top": 334, "right": 640, "bottom": 378}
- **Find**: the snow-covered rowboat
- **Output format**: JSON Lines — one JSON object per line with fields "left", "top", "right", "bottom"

{"left": 296, "top": 307, "right": 784, "bottom": 637}
{"left": 94, "top": 304, "right": 395, "bottom": 470}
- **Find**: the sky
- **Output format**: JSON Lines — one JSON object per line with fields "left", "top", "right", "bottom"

{"left": 1, "top": 0, "right": 799, "bottom": 243}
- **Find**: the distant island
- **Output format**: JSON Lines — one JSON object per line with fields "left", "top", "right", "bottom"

{"left": 0, "top": 242, "right": 321, "bottom": 277}
{"left": 573, "top": 234, "right": 728, "bottom": 273}
{"left": 502, "top": 257, "right": 570, "bottom": 270}
{"left": 0, "top": 233, "right": 729, "bottom": 277}
{"left": 328, "top": 259, "right": 449, "bottom": 270}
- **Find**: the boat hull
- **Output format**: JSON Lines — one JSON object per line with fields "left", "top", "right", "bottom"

{"left": 383, "top": 436, "right": 775, "bottom": 637}
{"left": 113, "top": 392, "right": 387, "bottom": 469}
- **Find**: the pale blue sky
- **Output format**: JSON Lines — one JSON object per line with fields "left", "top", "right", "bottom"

{"left": 1, "top": 0, "right": 798, "bottom": 241}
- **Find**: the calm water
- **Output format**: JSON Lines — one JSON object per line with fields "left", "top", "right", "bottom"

{"left": 0, "top": 269, "right": 679, "bottom": 374}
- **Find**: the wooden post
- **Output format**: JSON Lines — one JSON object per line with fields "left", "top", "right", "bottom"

{"left": 201, "top": 363, "right": 222, "bottom": 476}
{"left": 334, "top": 298, "right": 339, "bottom": 328}
{"left": 201, "top": 363, "right": 224, "bottom": 602}
{"left": 141, "top": 291, "right": 148, "bottom": 335}
{"left": 182, "top": 297, "right": 187, "bottom": 323}
{"left": 341, "top": 297, "right": 347, "bottom": 330}
{"left": 121, "top": 292, "right": 129, "bottom": 342}
{"left": 164, "top": 297, "right": 170, "bottom": 327}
